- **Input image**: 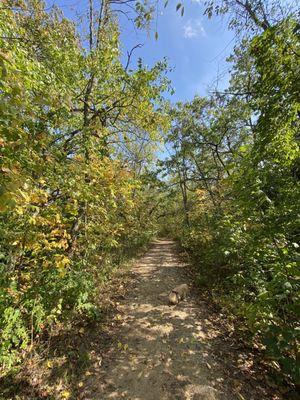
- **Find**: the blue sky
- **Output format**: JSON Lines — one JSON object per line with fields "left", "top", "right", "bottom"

{"left": 118, "top": 1, "right": 235, "bottom": 101}
{"left": 46, "top": 1, "right": 235, "bottom": 102}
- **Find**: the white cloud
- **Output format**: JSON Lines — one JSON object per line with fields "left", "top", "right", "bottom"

{"left": 183, "top": 19, "right": 206, "bottom": 39}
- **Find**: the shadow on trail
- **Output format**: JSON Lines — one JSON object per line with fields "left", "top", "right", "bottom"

{"left": 78, "top": 239, "right": 282, "bottom": 400}
{"left": 0, "top": 239, "right": 291, "bottom": 400}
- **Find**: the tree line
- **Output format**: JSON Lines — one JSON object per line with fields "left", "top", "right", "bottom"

{"left": 0, "top": 0, "right": 169, "bottom": 370}
{"left": 0, "top": 0, "right": 299, "bottom": 389}
{"left": 162, "top": 0, "right": 299, "bottom": 386}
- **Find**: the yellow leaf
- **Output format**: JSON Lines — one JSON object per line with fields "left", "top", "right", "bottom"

{"left": 19, "top": 189, "right": 30, "bottom": 201}
{"left": 61, "top": 390, "right": 70, "bottom": 399}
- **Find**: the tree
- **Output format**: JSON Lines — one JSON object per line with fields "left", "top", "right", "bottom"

{"left": 0, "top": 0, "right": 169, "bottom": 370}
{"left": 165, "top": 0, "right": 299, "bottom": 384}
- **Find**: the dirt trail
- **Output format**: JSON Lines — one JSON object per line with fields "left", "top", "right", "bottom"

{"left": 80, "top": 239, "right": 281, "bottom": 400}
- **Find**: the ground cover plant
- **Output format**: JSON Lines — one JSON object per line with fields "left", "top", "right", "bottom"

{"left": 0, "top": 0, "right": 299, "bottom": 394}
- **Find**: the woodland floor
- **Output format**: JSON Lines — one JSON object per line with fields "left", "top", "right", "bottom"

{"left": 0, "top": 239, "right": 292, "bottom": 400}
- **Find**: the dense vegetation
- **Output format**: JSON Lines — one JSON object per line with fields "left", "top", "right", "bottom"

{"left": 0, "top": 0, "right": 299, "bottom": 390}
{"left": 0, "top": 0, "right": 169, "bottom": 370}
{"left": 162, "top": 0, "right": 300, "bottom": 386}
